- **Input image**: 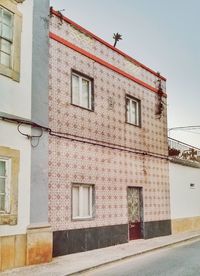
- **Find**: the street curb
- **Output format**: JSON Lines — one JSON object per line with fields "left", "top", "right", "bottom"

{"left": 68, "top": 234, "right": 200, "bottom": 275}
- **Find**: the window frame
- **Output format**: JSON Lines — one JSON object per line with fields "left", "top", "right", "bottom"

{"left": 71, "top": 69, "right": 94, "bottom": 111}
{"left": 0, "top": 7, "right": 14, "bottom": 68}
{"left": 0, "top": 157, "right": 11, "bottom": 213}
{"left": 0, "top": 146, "right": 20, "bottom": 225}
{"left": 71, "top": 183, "right": 94, "bottom": 221}
{"left": 0, "top": 0, "right": 22, "bottom": 82}
{"left": 125, "top": 95, "right": 141, "bottom": 127}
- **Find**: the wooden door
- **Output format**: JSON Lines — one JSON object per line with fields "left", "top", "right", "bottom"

{"left": 127, "top": 187, "right": 143, "bottom": 240}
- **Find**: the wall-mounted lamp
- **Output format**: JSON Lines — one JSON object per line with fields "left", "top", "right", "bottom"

{"left": 190, "top": 183, "right": 195, "bottom": 189}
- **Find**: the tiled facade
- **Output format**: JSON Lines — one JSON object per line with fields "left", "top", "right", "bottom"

{"left": 49, "top": 11, "right": 171, "bottom": 255}
{"left": 48, "top": 138, "right": 170, "bottom": 231}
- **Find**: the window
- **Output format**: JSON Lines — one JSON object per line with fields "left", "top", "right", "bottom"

{"left": 0, "top": 146, "right": 20, "bottom": 225}
{"left": 72, "top": 71, "right": 93, "bottom": 110}
{"left": 0, "top": 1, "right": 22, "bottom": 81}
{"left": 126, "top": 95, "right": 141, "bottom": 126}
{"left": 72, "top": 184, "right": 94, "bottom": 219}
{"left": 0, "top": 158, "right": 11, "bottom": 213}
{"left": 0, "top": 7, "right": 13, "bottom": 68}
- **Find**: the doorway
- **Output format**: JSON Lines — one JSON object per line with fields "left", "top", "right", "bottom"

{"left": 127, "top": 187, "right": 143, "bottom": 240}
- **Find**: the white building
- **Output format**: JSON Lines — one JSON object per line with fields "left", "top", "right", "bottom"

{"left": 0, "top": 0, "right": 50, "bottom": 271}
{"left": 169, "top": 138, "right": 200, "bottom": 233}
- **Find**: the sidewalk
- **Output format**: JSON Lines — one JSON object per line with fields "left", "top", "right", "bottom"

{"left": 2, "top": 230, "right": 200, "bottom": 276}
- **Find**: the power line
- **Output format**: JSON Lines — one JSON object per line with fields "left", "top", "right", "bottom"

{"left": 0, "top": 115, "right": 169, "bottom": 161}
{"left": 169, "top": 125, "right": 200, "bottom": 131}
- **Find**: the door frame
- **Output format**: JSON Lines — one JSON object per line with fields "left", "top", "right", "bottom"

{"left": 127, "top": 186, "right": 144, "bottom": 240}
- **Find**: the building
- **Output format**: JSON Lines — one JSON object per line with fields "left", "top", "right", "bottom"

{"left": 169, "top": 137, "right": 200, "bottom": 233}
{"left": 0, "top": 3, "right": 175, "bottom": 270}
{"left": 49, "top": 9, "right": 171, "bottom": 257}
{"left": 0, "top": 0, "right": 50, "bottom": 271}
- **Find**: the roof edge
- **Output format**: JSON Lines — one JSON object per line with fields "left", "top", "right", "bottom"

{"left": 50, "top": 32, "right": 167, "bottom": 97}
{"left": 51, "top": 9, "right": 166, "bottom": 81}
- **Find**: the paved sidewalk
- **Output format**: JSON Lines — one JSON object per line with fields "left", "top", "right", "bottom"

{"left": 2, "top": 230, "right": 200, "bottom": 276}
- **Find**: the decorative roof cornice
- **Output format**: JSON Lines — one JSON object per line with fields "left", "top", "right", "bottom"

{"left": 51, "top": 8, "right": 166, "bottom": 82}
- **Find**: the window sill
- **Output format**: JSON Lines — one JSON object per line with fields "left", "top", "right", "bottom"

{"left": 0, "top": 64, "right": 20, "bottom": 82}
{"left": 0, "top": 214, "right": 17, "bottom": 225}
{"left": 126, "top": 121, "right": 142, "bottom": 128}
{"left": 72, "top": 216, "right": 95, "bottom": 222}
{"left": 71, "top": 103, "right": 94, "bottom": 112}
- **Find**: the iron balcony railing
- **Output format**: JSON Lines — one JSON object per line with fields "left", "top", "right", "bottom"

{"left": 168, "top": 137, "right": 200, "bottom": 162}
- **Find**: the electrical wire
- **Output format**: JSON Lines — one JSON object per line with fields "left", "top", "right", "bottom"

{"left": 169, "top": 125, "right": 200, "bottom": 131}
{"left": 17, "top": 122, "right": 44, "bottom": 148}
{"left": 0, "top": 115, "right": 169, "bottom": 160}
{"left": 49, "top": 130, "right": 169, "bottom": 160}
{"left": 17, "top": 123, "right": 43, "bottom": 138}
{"left": 177, "top": 129, "right": 200, "bottom": 135}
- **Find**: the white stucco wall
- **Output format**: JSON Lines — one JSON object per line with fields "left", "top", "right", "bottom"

{"left": 0, "top": 0, "right": 33, "bottom": 236}
{"left": 169, "top": 162, "right": 200, "bottom": 219}
{"left": 0, "top": 123, "right": 31, "bottom": 236}
{"left": 0, "top": 0, "right": 33, "bottom": 119}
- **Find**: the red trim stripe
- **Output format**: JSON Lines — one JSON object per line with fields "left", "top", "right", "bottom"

{"left": 50, "top": 32, "right": 167, "bottom": 96}
{"left": 51, "top": 9, "right": 166, "bottom": 81}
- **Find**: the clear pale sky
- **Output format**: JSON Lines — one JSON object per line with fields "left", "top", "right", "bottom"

{"left": 51, "top": 0, "right": 200, "bottom": 147}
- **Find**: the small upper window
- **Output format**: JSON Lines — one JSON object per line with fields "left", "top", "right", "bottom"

{"left": 0, "top": 158, "right": 11, "bottom": 213}
{"left": 72, "top": 184, "right": 94, "bottom": 219}
{"left": 126, "top": 96, "right": 141, "bottom": 126}
{"left": 0, "top": 1, "right": 22, "bottom": 82}
{"left": 0, "top": 7, "right": 13, "bottom": 68}
{"left": 72, "top": 71, "right": 93, "bottom": 110}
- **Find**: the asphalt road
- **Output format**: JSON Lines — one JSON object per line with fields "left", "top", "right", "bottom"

{"left": 82, "top": 240, "right": 200, "bottom": 276}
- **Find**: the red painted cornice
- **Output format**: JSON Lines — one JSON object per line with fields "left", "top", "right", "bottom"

{"left": 51, "top": 9, "right": 166, "bottom": 81}
{"left": 50, "top": 32, "right": 167, "bottom": 97}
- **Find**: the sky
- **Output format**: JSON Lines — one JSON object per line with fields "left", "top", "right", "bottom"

{"left": 51, "top": 0, "right": 200, "bottom": 147}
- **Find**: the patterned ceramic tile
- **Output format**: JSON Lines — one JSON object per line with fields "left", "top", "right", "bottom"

{"left": 48, "top": 15, "right": 170, "bottom": 231}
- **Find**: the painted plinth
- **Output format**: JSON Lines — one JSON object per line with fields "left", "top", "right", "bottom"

{"left": 172, "top": 216, "right": 200, "bottom": 234}
{"left": 0, "top": 225, "right": 52, "bottom": 272}
{"left": 0, "top": 234, "right": 26, "bottom": 271}
{"left": 26, "top": 224, "right": 52, "bottom": 265}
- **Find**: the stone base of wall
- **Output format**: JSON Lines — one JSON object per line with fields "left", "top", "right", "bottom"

{"left": 0, "top": 224, "right": 52, "bottom": 272}
{"left": 172, "top": 216, "right": 200, "bottom": 233}
{"left": 53, "top": 221, "right": 172, "bottom": 257}
{"left": 53, "top": 224, "right": 128, "bottom": 257}
{"left": 26, "top": 224, "right": 52, "bottom": 265}
{"left": 0, "top": 234, "right": 26, "bottom": 271}
{"left": 143, "top": 220, "right": 172, "bottom": 239}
